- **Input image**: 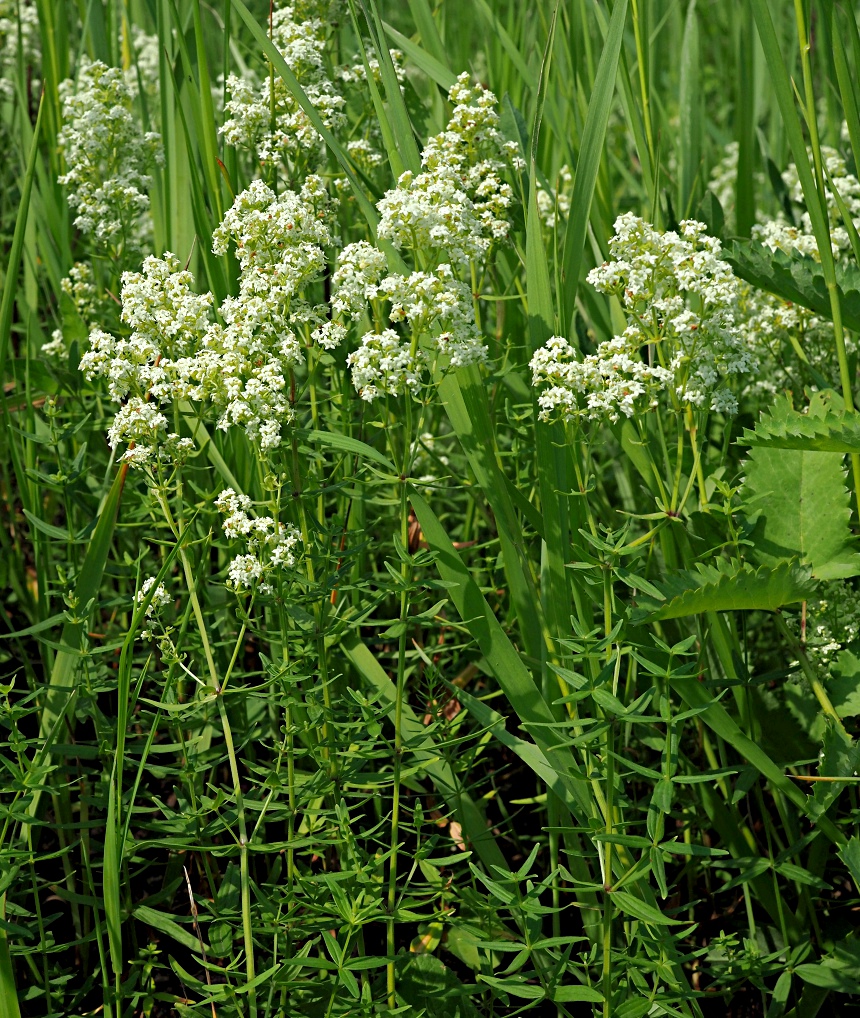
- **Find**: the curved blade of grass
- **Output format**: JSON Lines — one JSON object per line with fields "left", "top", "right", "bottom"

{"left": 359, "top": 0, "right": 422, "bottom": 175}
{"left": 404, "top": 0, "right": 448, "bottom": 67}
{"left": 34, "top": 463, "right": 127, "bottom": 788}
{"left": 382, "top": 22, "right": 456, "bottom": 91}
{"left": 0, "top": 92, "right": 43, "bottom": 382}
{"left": 559, "top": 0, "right": 628, "bottom": 333}
{"left": 103, "top": 766, "right": 123, "bottom": 983}
{"left": 437, "top": 367, "right": 545, "bottom": 663}
{"left": 677, "top": 0, "right": 700, "bottom": 218}
{"left": 0, "top": 930, "right": 20, "bottom": 1018}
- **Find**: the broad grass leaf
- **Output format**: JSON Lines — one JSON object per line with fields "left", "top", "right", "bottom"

{"left": 559, "top": 0, "right": 629, "bottom": 332}
{"left": 742, "top": 445, "right": 860, "bottom": 579}
{"left": 0, "top": 932, "right": 21, "bottom": 1018}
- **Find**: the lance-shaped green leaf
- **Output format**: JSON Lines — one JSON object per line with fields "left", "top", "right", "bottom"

{"left": 629, "top": 559, "right": 815, "bottom": 624}
{"left": 742, "top": 445, "right": 860, "bottom": 580}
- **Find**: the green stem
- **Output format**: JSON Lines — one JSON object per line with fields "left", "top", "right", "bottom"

{"left": 387, "top": 397, "right": 414, "bottom": 1008}
{"left": 155, "top": 491, "right": 257, "bottom": 1015}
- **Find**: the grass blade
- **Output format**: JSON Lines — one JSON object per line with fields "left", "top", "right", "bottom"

{"left": 559, "top": 0, "right": 628, "bottom": 333}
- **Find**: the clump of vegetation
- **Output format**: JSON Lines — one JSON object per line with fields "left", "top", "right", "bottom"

{"left": 2, "top": 1, "right": 860, "bottom": 1015}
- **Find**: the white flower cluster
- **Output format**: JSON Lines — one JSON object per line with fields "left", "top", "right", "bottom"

{"left": 0, "top": 0, "right": 40, "bottom": 101}
{"left": 43, "top": 262, "right": 105, "bottom": 361}
{"left": 537, "top": 165, "right": 572, "bottom": 229}
{"left": 753, "top": 147, "right": 860, "bottom": 260}
{"left": 585, "top": 214, "right": 751, "bottom": 413}
{"left": 347, "top": 329, "right": 426, "bottom": 402}
{"left": 135, "top": 575, "right": 171, "bottom": 640}
{"left": 332, "top": 257, "right": 487, "bottom": 401}
{"left": 136, "top": 576, "right": 171, "bottom": 617}
{"left": 734, "top": 280, "right": 856, "bottom": 403}
{"left": 105, "top": 396, "right": 194, "bottom": 468}
{"left": 215, "top": 488, "right": 302, "bottom": 595}
{"left": 81, "top": 177, "right": 334, "bottom": 459}
{"left": 377, "top": 73, "right": 517, "bottom": 265}
{"left": 530, "top": 334, "right": 673, "bottom": 423}
{"left": 207, "top": 176, "right": 333, "bottom": 446}
{"left": 221, "top": 8, "right": 345, "bottom": 168}
{"left": 58, "top": 58, "right": 161, "bottom": 250}
{"left": 62, "top": 262, "right": 99, "bottom": 320}
{"left": 79, "top": 252, "right": 214, "bottom": 402}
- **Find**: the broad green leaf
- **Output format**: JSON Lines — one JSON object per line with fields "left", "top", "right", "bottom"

{"left": 809, "top": 719, "right": 860, "bottom": 820}
{"left": 629, "top": 559, "right": 815, "bottom": 623}
{"left": 838, "top": 836, "right": 860, "bottom": 892}
{"left": 742, "top": 445, "right": 860, "bottom": 579}
{"left": 830, "top": 651, "right": 860, "bottom": 719}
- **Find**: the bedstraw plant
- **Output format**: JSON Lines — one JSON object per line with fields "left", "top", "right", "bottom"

{"left": 3, "top": 1, "right": 860, "bottom": 1016}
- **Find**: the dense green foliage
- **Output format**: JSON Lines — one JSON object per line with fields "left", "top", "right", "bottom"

{"left": 3, "top": 1, "right": 860, "bottom": 1016}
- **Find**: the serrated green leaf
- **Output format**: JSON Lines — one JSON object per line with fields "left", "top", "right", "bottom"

{"left": 726, "top": 239, "right": 860, "bottom": 331}
{"left": 742, "top": 445, "right": 860, "bottom": 579}
{"left": 743, "top": 390, "right": 860, "bottom": 454}
{"left": 629, "top": 559, "right": 815, "bottom": 623}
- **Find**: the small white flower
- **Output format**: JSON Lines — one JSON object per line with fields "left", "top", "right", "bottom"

{"left": 136, "top": 576, "right": 171, "bottom": 618}
{"left": 217, "top": 488, "right": 303, "bottom": 593}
